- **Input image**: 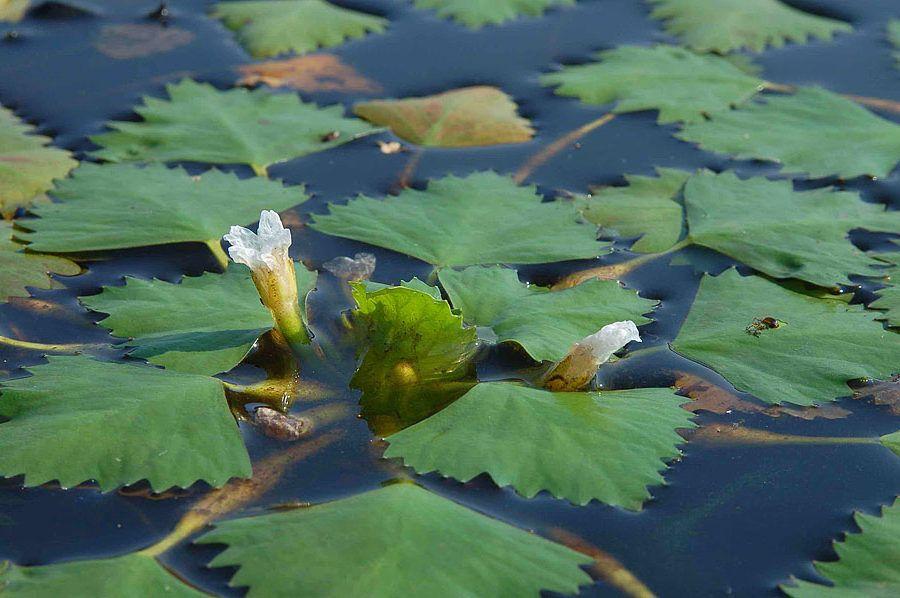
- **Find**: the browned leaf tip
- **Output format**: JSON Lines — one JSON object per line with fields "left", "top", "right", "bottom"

{"left": 93, "top": 24, "right": 194, "bottom": 60}
{"left": 237, "top": 54, "right": 382, "bottom": 93}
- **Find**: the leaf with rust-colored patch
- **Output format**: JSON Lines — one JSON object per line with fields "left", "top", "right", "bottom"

{"left": 353, "top": 86, "right": 533, "bottom": 147}
{"left": 93, "top": 24, "right": 194, "bottom": 60}
{"left": 0, "top": 106, "right": 77, "bottom": 218}
{"left": 237, "top": 54, "right": 380, "bottom": 93}
{"left": 0, "top": 0, "right": 28, "bottom": 22}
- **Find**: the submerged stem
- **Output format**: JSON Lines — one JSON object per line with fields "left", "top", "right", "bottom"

{"left": 250, "top": 163, "right": 269, "bottom": 177}
{"left": 514, "top": 113, "right": 615, "bottom": 184}
{"left": 688, "top": 425, "right": 878, "bottom": 446}
{"left": 0, "top": 335, "right": 102, "bottom": 354}
{"left": 552, "top": 238, "right": 692, "bottom": 290}
{"left": 204, "top": 239, "right": 230, "bottom": 272}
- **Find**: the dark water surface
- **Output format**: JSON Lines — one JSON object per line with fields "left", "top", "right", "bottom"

{"left": 1, "top": 0, "right": 899, "bottom": 596}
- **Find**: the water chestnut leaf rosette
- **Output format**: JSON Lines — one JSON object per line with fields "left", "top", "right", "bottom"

{"left": 541, "top": 45, "right": 764, "bottom": 124}
{"left": 0, "top": 221, "right": 79, "bottom": 303}
{"left": 196, "top": 483, "right": 593, "bottom": 596}
{"left": 90, "top": 79, "right": 381, "bottom": 175}
{"left": 80, "top": 264, "right": 317, "bottom": 376}
{"left": 311, "top": 171, "right": 607, "bottom": 267}
{"left": 212, "top": 0, "right": 388, "bottom": 59}
{"left": 581, "top": 170, "right": 900, "bottom": 287}
{"left": 677, "top": 87, "right": 900, "bottom": 179}
{"left": 0, "top": 356, "right": 251, "bottom": 492}
{"left": 782, "top": 498, "right": 900, "bottom": 596}
{"left": 0, "top": 105, "right": 77, "bottom": 217}
{"left": 353, "top": 86, "right": 534, "bottom": 147}
{"left": 19, "top": 163, "right": 307, "bottom": 267}
{"left": 648, "top": 0, "right": 852, "bottom": 53}
{"left": 672, "top": 270, "right": 900, "bottom": 407}
{"left": 412, "top": 0, "right": 574, "bottom": 28}
{"left": 438, "top": 265, "right": 656, "bottom": 362}
{"left": 384, "top": 383, "right": 695, "bottom": 509}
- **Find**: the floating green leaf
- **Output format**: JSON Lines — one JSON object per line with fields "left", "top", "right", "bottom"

{"left": 0, "top": 356, "right": 251, "bottom": 491}
{"left": 385, "top": 383, "right": 693, "bottom": 509}
{"left": 648, "top": 0, "right": 852, "bottom": 53}
{"left": 351, "top": 284, "right": 476, "bottom": 434}
{"left": 0, "top": 221, "right": 79, "bottom": 302}
{"left": 672, "top": 270, "right": 899, "bottom": 406}
{"left": 91, "top": 79, "right": 380, "bottom": 174}
{"left": 677, "top": 87, "right": 900, "bottom": 179}
{"left": 541, "top": 45, "right": 763, "bottom": 124}
{"left": 0, "top": 554, "right": 202, "bottom": 597}
{"left": 197, "top": 483, "right": 593, "bottom": 596}
{"left": 354, "top": 86, "right": 534, "bottom": 147}
{"left": 311, "top": 172, "right": 607, "bottom": 267}
{"left": 212, "top": 0, "right": 387, "bottom": 59}
{"left": 782, "top": 498, "right": 900, "bottom": 596}
{"left": 582, "top": 168, "right": 689, "bottom": 253}
{"left": 19, "top": 163, "right": 306, "bottom": 262}
{"left": 0, "top": 106, "right": 77, "bottom": 217}
{"left": 882, "top": 430, "right": 900, "bottom": 457}
{"left": 81, "top": 266, "right": 317, "bottom": 376}
{"left": 438, "top": 265, "right": 655, "bottom": 361}
{"left": 871, "top": 263, "right": 899, "bottom": 327}
{"left": 412, "top": 0, "right": 573, "bottom": 28}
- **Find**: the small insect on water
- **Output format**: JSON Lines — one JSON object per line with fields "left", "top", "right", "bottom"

{"left": 745, "top": 316, "right": 783, "bottom": 337}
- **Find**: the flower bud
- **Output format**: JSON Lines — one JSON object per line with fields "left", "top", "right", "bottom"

{"left": 541, "top": 321, "right": 641, "bottom": 392}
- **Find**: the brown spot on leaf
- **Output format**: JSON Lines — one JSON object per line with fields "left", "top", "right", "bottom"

{"left": 237, "top": 54, "right": 381, "bottom": 93}
{"left": 93, "top": 23, "right": 194, "bottom": 60}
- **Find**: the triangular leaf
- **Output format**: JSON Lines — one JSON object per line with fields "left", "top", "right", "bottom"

{"left": 581, "top": 168, "right": 689, "bottom": 253}
{"left": 311, "top": 171, "right": 608, "bottom": 267}
{"left": 648, "top": 0, "right": 852, "bottom": 53}
{"left": 385, "top": 383, "right": 694, "bottom": 509}
{"left": 0, "top": 356, "right": 251, "bottom": 491}
{"left": 438, "top": 265, "right": 655, "bottom": 361}
{"left": 0, "top": 221, "right": 79, "bottom": 303}
{"left": 0, "top": 554, "right": 202, "bottom": 596}
{"left": 350, "top": 284, "right": 476, "bottom": 434}
{"left": 671, "top": 270, "right": 899, "bottom": 406}
{"left": 80, "top": 265, "right": 317, "bottom": 376}
{"left": 353, "top": 86, "right": 534, "bottom": 146}
{"left": 19, "top": 163, "right": 306, "bottom": 257}
{"left": 541, "top": 45, "right": 763, "bottom": 124}
{"left": 212, "top": 0, "right": 387, "bottom": 59}
{"left": 677, "top": 87, "right": 900, "bottom": 179}
{"left": 197, "top": 483, "right": 593, "bottom": 596}
{"left": 412, "top": 0, "right": 574, "bottom": 28}
{"left": 91, "top": 79, "right": 380, "bottom": 174}
{"left": 0, "top": 105, "right": 77, "bottom": 217}
{"left": 782, "top": 498, "right": 900, "bottom": 596}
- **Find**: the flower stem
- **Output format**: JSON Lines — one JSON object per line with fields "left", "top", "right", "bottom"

{"left": 0, "top": 335, "right": 102, "bottom": 354}
{"left": 552, "top": 238, "right": 692, "bottom": 290}
{"left": 251, "top": 164, "right": 269, "bottom": 177}
{"left": 688, "top": 425, "right": 877, "bottom": 446}
{"left": 204, "top": 239, "right": 230, "bottom": 271}
{"left": 514, "top": 113, "right": 615, "bottom": 184}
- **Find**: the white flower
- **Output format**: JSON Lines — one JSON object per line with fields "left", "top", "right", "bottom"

{"left": 223, "top": 210, "right": 292, "bottom": 271}
{"left": 322, "top": 252, "right": 376, "bottom": 282}
{"left": 574, "top": 320, "right": 641, "bottom": 366}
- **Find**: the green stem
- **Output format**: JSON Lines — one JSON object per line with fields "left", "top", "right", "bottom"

{"left": 552, "top": 238, "right": 692, "bottom": 290}
{"left": 205, "top": 239, "right": 230, "bottom": 271}
{"left": 690, "top": 425, "right": 878, "bottom": 446}
{"left": 0, "top": 335, "right": 102, "bottom": 354}
{"left": 251, "top": 164, "right": 269, "bottom": 177}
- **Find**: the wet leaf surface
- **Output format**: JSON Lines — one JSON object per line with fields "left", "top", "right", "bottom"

{"left": 197, "top": 483, "right": 593, "bottom": 596}
{"left": 0, "top": 356, "right": 251, "bottom": 492}
{"left": 385, "top": 383, "right": 695, "bottom": 508}
{"left": 353, "top": 86, "right": 534, "bottom": 147}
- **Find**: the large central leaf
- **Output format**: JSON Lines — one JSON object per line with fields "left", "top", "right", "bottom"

{"left": 541, "top": 45, "right": 763, "bottom": 124}
{"left": 81, "top": 265, "right": 318, "bottom": 376}
{"left": 0, "top": 356, "right": 251, "bottom": 491}
{"left": 438, "top": 265, "right": 655, "bottom": 361}
{"left": 353, "top": 86, "right": 534, "bottom": 147}
{"left": 20, "top": 163, "right": 306, "bottom": 256}
{"left": 197, "top": 483, "right": 593, "bottom": 596}
{"left": 0, "top": 221, "right": 79, "bottom": 303}
{"left": 648, "top": 0, "right": 852, "bottom": 53}
{"left": 385, "top": 383, "right": 694, "bottom": 509}
{"left": 677, "top": 87, "right": 900, "bottom": 179}
{"left": 413, "top": 0, "right": 574, "bottom": 28}
{"left": 212, "top": 0, "right": 388, "bottom": 58}
{"left": 91, "top": 79, "right": 380, "bottom": 174}
{"left": 783, "top": 498, "right": 900, "bottom": 596}
{"left": 0, "top": 105, "right": 77, "bottom": 217}
{"left": 351, "top": 284, "right": 476, "bottom": 434}
{"left": 311, "top": 171, "right": 607, "bottom": 267}
{"left": 671, "top": 270, "right": 899, "bottom": 406}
